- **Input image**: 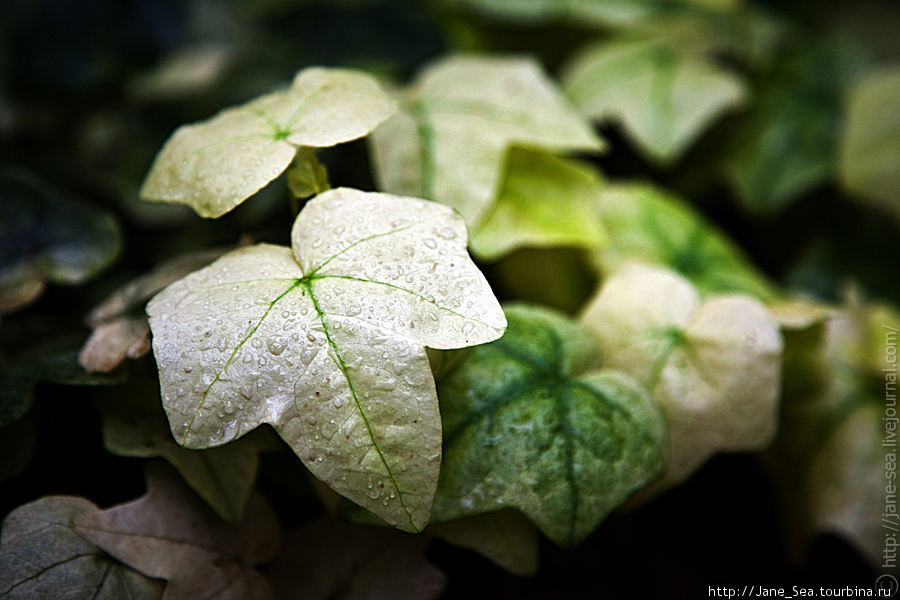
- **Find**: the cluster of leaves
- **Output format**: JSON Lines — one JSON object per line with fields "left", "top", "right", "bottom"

{"left": 2, "top": 0, "right": 900, "bottom": 596}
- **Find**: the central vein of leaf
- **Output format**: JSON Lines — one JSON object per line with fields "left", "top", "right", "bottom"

{"left": 302, "top": 279, "right": 417, "bottom": 531}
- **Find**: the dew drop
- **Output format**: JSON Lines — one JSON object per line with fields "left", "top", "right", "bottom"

{"left": 183, "top": 365, "right": 193, "bottom": 373}
{"left": 438, "top": 227, "right": 457, "bottom": 240}
{"left": 266, "top": 336, "right": 288, "bottom": 356}
{"left": 306, "top": 332, "right": 317, "bottom": 343}
{"left": 423, "top": 238, "right": 437, "bottom": 249}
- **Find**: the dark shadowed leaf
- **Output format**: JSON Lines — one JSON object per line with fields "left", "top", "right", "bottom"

{"left": 0, "top": 170, "right": 121, "bottom": 314}
{"left": 0, "top": 496, "right": 164, "bottom": 600}
{"left": 266, "top": 517, "right": 446, "bottom": 600}
{"left": 73, "top": 462, "right": 280, "bottom": 600}
{"left": 97, "top": 381, "right": 281, "bottom": 523}
{"left": 429, "top": 510, "right": 539, "bottom": 577}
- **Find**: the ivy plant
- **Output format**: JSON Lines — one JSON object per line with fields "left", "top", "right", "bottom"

{"left": 2, "top": 0, "right": 900, "bottom": 595}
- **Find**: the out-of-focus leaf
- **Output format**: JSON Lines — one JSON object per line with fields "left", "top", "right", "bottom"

{"left": 79, "top": 317, "right": 151, "bottom": 374}
{"left": 129, "top": 43, "right": 236, "bottom": 102}
{"left": 370, "top": 55, "right": 603, "bottom": 229}
{"left": 442, "top": 0, "right": 742, "bottom": 29}
{"left": 79, "top": 246, "right": 229, "bottom": 373}
{"left": 774, "top": 295, "right": 900, "bottom": 568}
{"left": 97, "top": 383, "right": 280, "bottom": 523}
{"left": 429, "top": 510, "right": 539, "bottom": 577}
{"left": 286, "top": 147, "right": 330, "bottom": 201}
{"left": 563, "top": 37, "right": 746, "bottom": 163}
{"left": 469, "top": 148, "right": 606, "bottom": 261}
{"left": 73, "top": 462, "right": 280, "bottom": 600}
{"left": 147, "top": 188, "right": 506, "bottom": 533}
{"left": 0, "top": 170, "right": 121, "bottom": 314}
{"left": 0, "top": 496, "right": 164, "bottom": 600}
{"left": 721, "top": 39, "right": 872, "bottom": 213}
{"left": 433, "top": 304, "right": 666, "bottom": 547}
{"left": 580, "top": 263, "right": 783, "bottom": 484}
{"left": 140, "top": 68, "right": 396, "bottom": 218}
{"left": 266, "top": 517, "right": 446, "bottom": 600}
{"left": 0, "top": 346, "right": 127, "bottom": 427}
{"left": 592, "top": 182, "right": 777, "bottom": 300}
{"left": 839, "top": 66, "right": 900, "bottom": 224}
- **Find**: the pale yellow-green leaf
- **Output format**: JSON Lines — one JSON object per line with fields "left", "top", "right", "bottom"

{"left": 580, "top": 263, "right": 783, "bottom": 484}
{"left": 469, "top": 148, "right": 606, "bottom": 261}
{"left": 140, "top": 68, "right": 396, "bottom": 218}
{"left": 370, "top": 55, "right": 603, "bottom": 228}
{"left": 286, "top": 147, "right": 331, "bottom": 200}
{"left": 563, "top": 38, "right": 746, "bottom": 163}
{"left": 147, "top": 187, "right": 506, "bottom": 532}
{"left": 840, "top": 66, "right": 900, "bottom": 224}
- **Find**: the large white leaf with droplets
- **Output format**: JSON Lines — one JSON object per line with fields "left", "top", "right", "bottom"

{"left": 140, "top": 68, "right": 396, "bottom": 218}
{"left": 369, "top": 55, "right": 604, "bottom": 229}
{"left": 146, "top": 188, "right": 506, "bottom": 532}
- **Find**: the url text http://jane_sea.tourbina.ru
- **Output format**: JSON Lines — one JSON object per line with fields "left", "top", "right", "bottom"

{"left": 708, "top": 583, "right": 898, "bottom": 598}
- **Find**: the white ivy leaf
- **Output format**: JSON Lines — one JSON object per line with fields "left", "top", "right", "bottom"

{"left": 369, "top": 55, "right": 603, "bottom": 229}
{"left": 580, "top": 263, "right": 783, "bottom": 484}
{"left": 140, "top": 68, "right": 396, "bottom": 218}
{"left": 563, "top": 38, "right": 746, "bottom": 163}
{"left": 147, "top": 187, "right": 506, "bottom": 532}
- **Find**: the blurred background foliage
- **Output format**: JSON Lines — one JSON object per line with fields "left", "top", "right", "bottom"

{"left": 1, "top": 0, "right": 899, "bottom": 597}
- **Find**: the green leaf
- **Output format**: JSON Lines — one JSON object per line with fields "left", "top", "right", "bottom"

{"left": 0, "top": 496, "right": 164, "bottom": 600}
{"left": 0, "top": 170, "right": 121, "bottom": 314}
{"left": 721, "top": 38, "right": 872, "bottom": 213}
{"left": 432, "top": 304, "right": 666, "bottom": 547}
{"left": 580, "top": 263, "right": 783, "bottom": 484}
{"left": 369, "top": 55, "right": 603, "bottom": 229}
{"left": 469, "top": 148, "right": 607, "bottom": 261}
{"left": 267, "top": 518, "right": 446, "bottom": 600}
{"left": 97, "top": 382, "right": 280, "bottom": 523}
{"left": 562, "top": 37, "right": 747, "bottom": 164}
{"left": 592, "top": 182, "right": 777, "bottom": 300}
{"left": 146, "top": 187, "right": 506, "bottom": 532}
{"left": 429, "top": 510, "right": 539, "bottom": 577}
{"left": 839, "top": 66, "right": 900, "bottom": 224}
{"left": 139, "top": 67, "right": 397, "bottom": 218}
{"left": 73, "top": 462, "right": 280, "bottom": 600}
